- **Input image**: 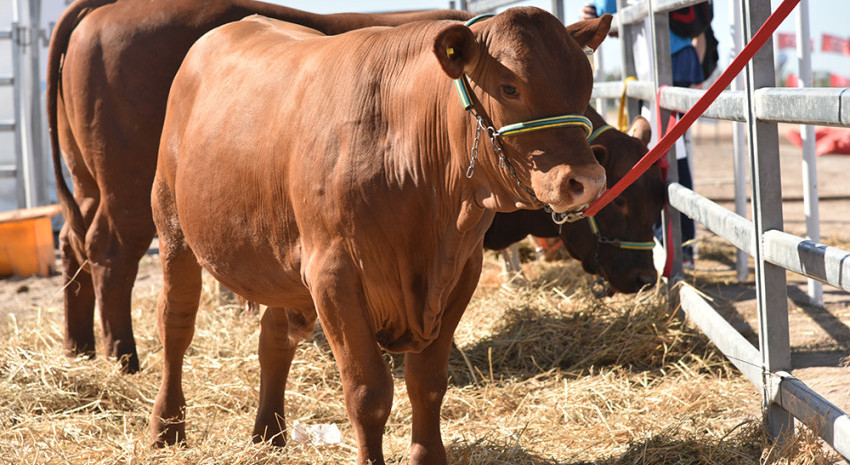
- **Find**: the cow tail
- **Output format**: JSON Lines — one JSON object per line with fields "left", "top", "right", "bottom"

{"left": 47, "top": 0, "right": 114, "bottom": 245}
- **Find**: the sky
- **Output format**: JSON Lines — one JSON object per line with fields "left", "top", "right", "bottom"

{"left": 266, "top": 0, "right": 850, "bottom": 80}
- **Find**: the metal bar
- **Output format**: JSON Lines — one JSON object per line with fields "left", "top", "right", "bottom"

{"left": 0, "top": 121, "right": 15, "bottom": 131}
{"left": 744, "top": 0, "right": 793, "bottom": 439}
{"left": 0, "top": 30, "right": 10, "bottom": 39}
{"left": 650, "top": 0, "right": 684, "bottom": 282}
{"left": 614, "top": 0, "right": 708, "bottom": 27}
{"left": 771, "top": 372, "right": 850, "bottom": 460}
{"left": 591, "top": 81, "right": 626, "bottom": 100}
{"left": 729, "top": 0, "right": 749, "bottom": 282}
{"left": 680, "top": 284, "right": 763, "bottom": 388}
{"left": 27, "top": 0, "right": 47, "bottom": 207}
{"left": 591, "top": 81, "right": 850, "bottom": 127}
{"left": 626, "top": 80, "right": 657, "bottom": 102}
{"left": 11, "top": 19, "right": 26, "bottom": 209}
{"left": 550, "top": 0, "right": 564, "bottom": 23}
{"left": 763, "top": 231, "right": 850, "bottom": 294}
{"left": 842, "top": 89, "right": 850, "bottom": 126}
{"left": 657, "top": 87, "right": 746, "bottom": 121}
{"left": 616, "top": 0, "right": 642, "bottom": 128}
{"left": 466, "top": 0, "right": 515, "bottom": 13}
{"left": 0, "top": 166, "right": 17, "bottom": 178}
{"left": 668, "top": 183, "right": 754, "bottom": 255}
{"left": 0, "top": 76, "right": 13, "bottom": 86}
{"left": 670, "top": 183, "right": 850, "bottom": 293}
{"left": 795, "top": 0, "right": 822, "bottom": 306}
{"left": 754, "top": 88, "right": 847, "bottom": 126}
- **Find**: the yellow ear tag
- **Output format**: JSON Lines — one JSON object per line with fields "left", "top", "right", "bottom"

{"left": 447, "top": 47, "right": 455, "bottom": 58}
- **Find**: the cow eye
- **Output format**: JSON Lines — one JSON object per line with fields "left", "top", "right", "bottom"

{"left": 613, "top": 196, "right": 626, "bottom": 207}
{"left": 501, "top": 85, "right": 518, "bottom": 97}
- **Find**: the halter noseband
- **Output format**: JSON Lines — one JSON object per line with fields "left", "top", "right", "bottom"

{"left": 454, "top": 14, "right": 593, "bottom": 225}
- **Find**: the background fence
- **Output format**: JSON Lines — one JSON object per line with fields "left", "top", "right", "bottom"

{"left": 467, "top": 0, "right": 850, "bottom": 459}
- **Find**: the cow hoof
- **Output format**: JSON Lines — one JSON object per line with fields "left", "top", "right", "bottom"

{"left": 151, "top": 423, "right": 186, "bottom": 448}
{"left": 252, "top": 425, "right": 287, "bottom": 447}
{"left": 116, "top": 353, "right": 141, "bottom": 374}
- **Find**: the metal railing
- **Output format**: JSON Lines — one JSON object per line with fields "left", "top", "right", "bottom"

{"left": 591, "top": 0, "right": 850, "bottom": 458}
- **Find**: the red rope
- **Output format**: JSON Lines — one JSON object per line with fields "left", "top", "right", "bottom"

{"left": 583, "top": 0, "right": 801, "bottom": 217}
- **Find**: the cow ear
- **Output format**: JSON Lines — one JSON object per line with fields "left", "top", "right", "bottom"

{"left": 566, "top": 14, "right": 612, "bottom": 51}
{"left": 592, "top": 144, "right": 608, "bottom": 166}
{"left": 628, "top": 116, "right": 652, "bottom": 145}
{"left": 433, "top": 23, "right": 478, "bottom": 79}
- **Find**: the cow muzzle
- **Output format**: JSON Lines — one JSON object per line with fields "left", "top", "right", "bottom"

{"left": 531, "top": 162, "right": 606, "bottom": 213}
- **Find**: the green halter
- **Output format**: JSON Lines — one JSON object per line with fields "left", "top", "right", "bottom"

{"left": 587, "top": 124, "right": 615, "bottom": 143}
{"left": 453, "top": 14, "right": 594, "bottom": 225}
{"left": 453, "top": 75, "right": 593, "bottom": 140}
{"left": 585, "top": 215, "right": 656, "bottom": 251}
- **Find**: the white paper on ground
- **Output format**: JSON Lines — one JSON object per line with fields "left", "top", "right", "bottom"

{"left": 290, "top": 422, "right": 342, "bottom": 445}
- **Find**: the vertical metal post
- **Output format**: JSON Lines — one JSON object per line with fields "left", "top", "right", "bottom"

{"left": 742, "top": 0, "right": 793, "bottom": 440}
{"left": 27, "top": 0, "right": 46, "bottom": 207}
{"left": 795, "top": 0, "right": 821, "bottom": 306}
{"left": 551, "top": 0, "right": 564, "bottom": 24}
{"left": 649, "top": 0, "right": 683, "bottom": 282}
{"left": 729, "top": 0, "right": 749, "bottom": 282}
{"left": 11, "top": 0, "right": 28, "bottom": 209}
{"left": 616, "top": 0, "right": 641, "bottom": 125}
{"left": 594, "top": 47, "right": 607, "bottom": 117}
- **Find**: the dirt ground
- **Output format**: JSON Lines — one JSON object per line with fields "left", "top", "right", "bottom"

{"left": 0, "top": 119, "right": 848, "bottom": 451}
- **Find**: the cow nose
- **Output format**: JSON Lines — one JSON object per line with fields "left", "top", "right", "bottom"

{"left": 555, "top": 163, "right": 606, "bottom": 211}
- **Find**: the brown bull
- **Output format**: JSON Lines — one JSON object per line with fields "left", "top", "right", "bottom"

{"left": 151, "top": 9, "right": 611, "bottom": 465}
{"left": 47, "top": 0, "right": 474, "bottom": 373}
{"left": 484, "top": 107, "right": 666, "bottom": 294}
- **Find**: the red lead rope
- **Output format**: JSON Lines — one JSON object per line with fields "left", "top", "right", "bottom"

{"left": 583, "top": 0, "right": 801, "bottom": 217}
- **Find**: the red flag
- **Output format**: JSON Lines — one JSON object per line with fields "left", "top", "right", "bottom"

{"left": 777, "top": 32, "right": 796, "bottom": 49}
{"left": 830, "top": 74, "right": 850, "bottom": 87}
{"left": 822, "top": 33, "right": 849, "bottom": 54}
{"left": 786, "top": 73, "right": 798, "bottom": 87}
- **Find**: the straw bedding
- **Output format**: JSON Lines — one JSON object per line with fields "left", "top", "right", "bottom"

{"left": 0, "top": 248, "right": 840, "bottom": 464}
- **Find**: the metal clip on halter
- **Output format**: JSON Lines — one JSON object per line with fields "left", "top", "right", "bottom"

{"left": 551, "top": 208, "right": 586, "bottom": 225}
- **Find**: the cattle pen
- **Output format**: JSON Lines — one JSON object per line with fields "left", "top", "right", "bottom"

{"left": 0, "top": 0, "right": 848, "bottom": 463}
{"left": 464, "top": 0, "right": 850, "bottom": 460}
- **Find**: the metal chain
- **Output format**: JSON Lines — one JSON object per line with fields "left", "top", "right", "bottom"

{"left": 466, "top": 119, "right": 481, "bottom": 178}
{"left": 465, "top": 111, "right": 585, "bottom": 224}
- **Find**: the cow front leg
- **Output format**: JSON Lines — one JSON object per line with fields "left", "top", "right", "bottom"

{"left": 60, "top": 222, "right": 96, "bottom": 360}
{"left": 405, "top": 255, "right": 482, "bottom": 465}
{"left": 308, "top": 262, "right": 393, "bottom": 465}
{"left": 252, "top": 306, "right": 311, "bottom": 446}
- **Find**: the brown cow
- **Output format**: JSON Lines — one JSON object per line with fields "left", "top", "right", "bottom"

{"left": 150, "top": 10, "right": 611, "bottom": 465}
{"left": 484, "top": 107, "right": 666, "bottom": 294}
{"left": 47, "top": 0, "right": 474, "bottom": 373}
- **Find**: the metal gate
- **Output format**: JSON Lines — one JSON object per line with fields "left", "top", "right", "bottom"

{"left": 1, "top": 0, "right": 52, "bottom": 212}
{"left": 584, "top": 0, "right": 850, "bottom": 458}
{"left": 465, "top": 0, "right": 849, "bottom": 458}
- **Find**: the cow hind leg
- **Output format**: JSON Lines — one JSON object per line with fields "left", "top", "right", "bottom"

{"left": 150, "top": 183, "right": 202, "bottom": 447}
{"left": 86, "top": 212, "right": 154, "bottom": 374}
{"left": 60, "top": 222, "right": 96, "bottom": 359}
{"left": 252, "top": 306, "right": 313, "bottom": 446}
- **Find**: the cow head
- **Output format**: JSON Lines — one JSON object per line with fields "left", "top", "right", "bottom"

{"left": 561, "top": 114, "right": 666, "bottom": 293}
{"left": 434, "top": 8, "right": 612, "bottom": 213}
